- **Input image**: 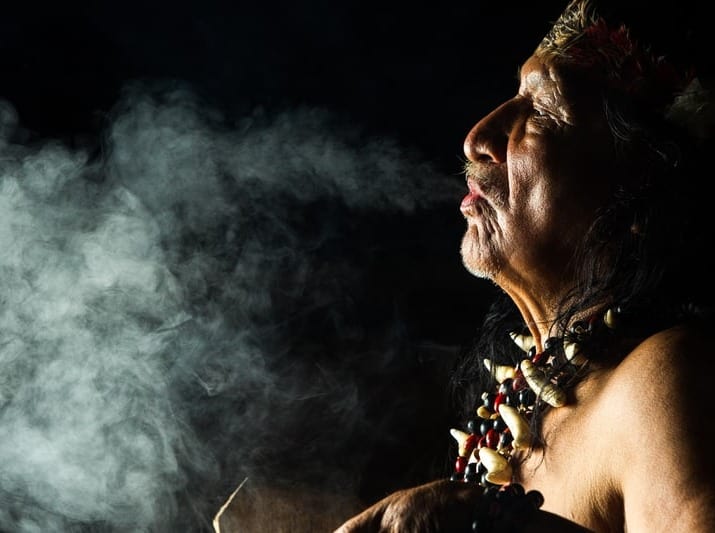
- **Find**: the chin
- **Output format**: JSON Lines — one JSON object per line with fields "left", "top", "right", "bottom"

{"left": 460, "top": 234, "right": 497, "bottom": 280}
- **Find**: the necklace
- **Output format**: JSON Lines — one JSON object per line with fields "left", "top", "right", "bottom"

{"left": 449, "top": 307, "right": 619, "bottom": 488}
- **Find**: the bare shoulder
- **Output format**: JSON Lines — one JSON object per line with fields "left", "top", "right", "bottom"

{"left": 604, "top": 323, "right": 715, "bottom": 435}
{"left": 602, "top": 323, "right": 715, "bottom": 532}
{"left": 608, "top": 323, "right": 714, "bottom": 398}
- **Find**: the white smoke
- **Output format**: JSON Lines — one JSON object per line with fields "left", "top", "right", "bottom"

{"left": 0, "top": 81, "right": 463, "bottom": 532}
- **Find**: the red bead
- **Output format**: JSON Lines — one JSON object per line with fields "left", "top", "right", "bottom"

{"left": 485, "top": 429, "right": 499, "bottom": 449}
{"left": 465, "top": 433, "right": 477, "bottom": 451}
{"left": 512, "top": 376, "right": 526, "bottom": 391}
{"left": 532, "top": 351, "right": 545, "bottom": 364}
{"left": 493, "top": 393, "right": 506, "bottom": 412}
{"left": 477, "top": 435, "right": 486, "bottom": 449}
{"left": 455, "top": 455, "right": 467, "bottom": 474}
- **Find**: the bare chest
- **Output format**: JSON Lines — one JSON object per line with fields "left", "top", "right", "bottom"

{"left": 514, "top": 395, "right": 625, "bottom": 532}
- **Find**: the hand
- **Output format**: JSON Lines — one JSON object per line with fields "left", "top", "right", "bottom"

{"left": 334, "top": 479, "right": 481, "bottom": 533}
{"left": 333, "top": 479, "right": 595, "bottom": 533}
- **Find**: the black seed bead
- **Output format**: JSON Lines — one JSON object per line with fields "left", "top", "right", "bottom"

{"left": 499, "top": 431, "right": 513, "bottom": 447}
{"left": 483, "top": 393, "right": 496, "bottom": 409}
{"left": 474, "top": 462, "right": 485, "bottom": 476}
{"left": 467, "top": 419, "right": 479, "bottom": 434}
{"left": 483, "top": 486, "right": 499, "bottom": 499}
{"left": 518, "top": 388, "right": 536, "bottom": 407}
{"left": 480, "top": 420, "right": 491, "bottom": 436}
{"left": 465, "top": 472, "right": 479, "bottom": 483}
{"left": 498, "top": 380, "right": 512, "bottom": 395}
{"left": 527, "top": 346, "right": 537, "bottom": 359}
{"left": 543, "top": 337, "right": 561, "bottom": 351}
{"left": 495, "top": 489, "right": 512, "bottom": 501}
{"left": 450, "top": 472, "right": 464, "bottom": 482}
{"left": 570, "top": 319, "right": 591, "bottom": 339}
{"left": 526, "top": 490, "right": 545, "bottom": 509}
{"left": 465, "top": 463, "right": 479, "bottom": 477}
{"left": 472, "top": 517, "right": 493, "bottom": 533}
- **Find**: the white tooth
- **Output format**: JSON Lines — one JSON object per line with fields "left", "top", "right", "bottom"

{"left": 479, "top": 447, "right": 513, "bottom": 485}
{"left": 510, "top": 331, "right": 534, "bottom": 353}
{"left": 478, "top": 447, "right": 508, "bottom": 470}
{"left": 604, "top": 308, "right": 617, "bottom": 328}
{"left": 497, "top": 404, "right": 531, "bottom": 449}
{"left": 483, "top": 358, "right": 517, "bottom": 383}
{"left": 563, "top": 340, "right": 579, "bottom": 359}
{"left": 485, "top": 466, "right": 513, "bottom": 485}
{"left": 564, "top": 341, "right": 588, "bottom": 365}
{"left": 450, "top": 428, "right": 473, "bottom": 457}
{"left": 520, "top": 359, "right": 567, "bottom": 408}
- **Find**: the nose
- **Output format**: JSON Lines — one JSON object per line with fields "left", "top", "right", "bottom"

{"left": 463, "top": 99, "right": 518, "bottom": 164}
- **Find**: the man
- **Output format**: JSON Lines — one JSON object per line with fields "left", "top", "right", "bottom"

{"left": 336, "top": 0, "right": 715, "bottom": 531}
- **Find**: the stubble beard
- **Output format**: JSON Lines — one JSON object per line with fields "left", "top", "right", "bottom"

{"left": 460, "top": 224, "right": 502, "bottom": 281}
{"left": 459, "top": 165, "right": 507, "bottom": 281}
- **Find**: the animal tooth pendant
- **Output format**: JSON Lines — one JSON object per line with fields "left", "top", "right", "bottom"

{"left": 520, "top": 359, "right": 566, "bottom": 407}
{"left": 603, "top": 307, "right": 617, "bottom": 328}
{"left": 483, "top": 358, "right": 517, "bottom": 383}
{"left": 497, "top": 404, "right": 531, "bottom": 449}
{"left": 478, "top": 447, "right": 513, "bottom": 485}
{"left": 563, "top": 340, "right": 588, "bottom": 366}
{"left": 449, "top": 309, "right": 619, "bottom": 490}
{"left": 509, "top": 331, "right": 534, "bottom": 353}
{"left": 449, "top": 428, "right": 475, "bottom": 457}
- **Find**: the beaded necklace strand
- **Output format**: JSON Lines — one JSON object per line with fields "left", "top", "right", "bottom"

{"left": 447, "top": 308, "right": 620, "bottom": 530}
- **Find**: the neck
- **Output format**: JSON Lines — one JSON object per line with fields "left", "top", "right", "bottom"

{"left": 499, "top": 276, "right": 611, "bottom": 355}
{"left": 501, "top": 287, "right": 561, "bottom": 353}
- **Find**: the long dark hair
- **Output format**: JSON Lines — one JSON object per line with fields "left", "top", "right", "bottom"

{"left": 448, "top": 60, "right": 715, "bottom": 436}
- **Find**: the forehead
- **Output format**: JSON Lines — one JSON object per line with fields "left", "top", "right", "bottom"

{"left": 518, "top": 55, "right": 572, "bottom": 116}
{"left": 518, "top": 53, "right": 603, "bottom": 117}
{"left": 519, "top": 55, "right": 556, "bottom": 94}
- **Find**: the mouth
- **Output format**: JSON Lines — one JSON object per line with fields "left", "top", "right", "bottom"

{"left": 460, "top": 178, "right": 485, "bottom": 218}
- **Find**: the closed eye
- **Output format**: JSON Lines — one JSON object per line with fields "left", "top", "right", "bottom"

{"left": 532, "top": 106, "right": 549, "bottom": 118}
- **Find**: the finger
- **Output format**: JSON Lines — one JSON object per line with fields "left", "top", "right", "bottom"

{"left": 333, "top": 506, "right": 383, "bottom": 533}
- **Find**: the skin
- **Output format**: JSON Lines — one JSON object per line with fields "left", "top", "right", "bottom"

{"left": 460, "top": 54, "right": 618, "bottom": 345}
{"left": 333, "top": 51, "right": 715, "bottom": 532}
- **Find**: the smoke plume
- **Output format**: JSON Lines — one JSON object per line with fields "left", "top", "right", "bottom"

{"left": 0, "top": 81, "right": 463, "bottom": 532}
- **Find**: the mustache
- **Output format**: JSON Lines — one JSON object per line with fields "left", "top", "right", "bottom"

{"left": 462, "top": 160, "right": 507, "bottom": 207}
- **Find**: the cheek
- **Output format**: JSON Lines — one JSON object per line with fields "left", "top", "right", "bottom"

{"left": 507, "top": 170, "right": 589, "bottom": 256}
{"left": 553, "top": 128, "right": 616, "bottom": 203}
{"left": 537, "top": 137, "right": 613, "bottom": 219}
{"left": 517, "top": 187, "right": 557, "bottom": 240}
{"left": 506, "top": 156, "right": 553, "bottom": 227}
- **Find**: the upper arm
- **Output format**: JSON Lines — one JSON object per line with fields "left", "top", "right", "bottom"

{"left": 611, "top": 326, "right": 715, "bottom": 532}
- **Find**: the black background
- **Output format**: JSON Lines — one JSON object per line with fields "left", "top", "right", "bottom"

{"left": 0, "top": 1, "right": 568, "bottom": 531}
{"left": 1, "top": 1, "right": 565, "bottom": 166}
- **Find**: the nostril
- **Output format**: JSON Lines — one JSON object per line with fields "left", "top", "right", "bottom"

{"left": 465, "top": 129, "right": 506, "bottom": 165}
{"left": 463, "top": 99, "right": 514, "bottom": 164}
{"left": 476, "top": 151, "right": 497, "bottom": 163}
